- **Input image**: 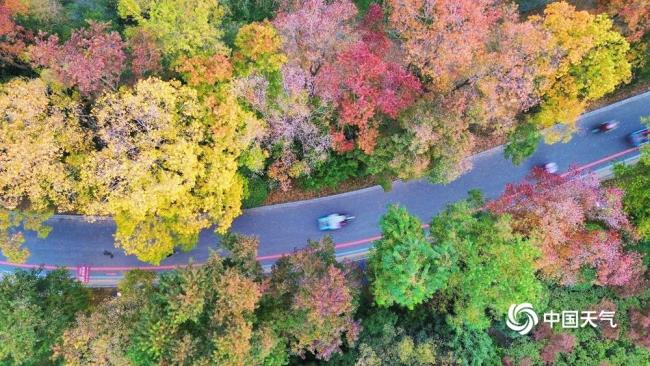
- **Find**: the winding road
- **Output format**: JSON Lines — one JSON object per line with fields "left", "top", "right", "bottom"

{"left": 2, "top": 91, "right": 650, "bottom": 285}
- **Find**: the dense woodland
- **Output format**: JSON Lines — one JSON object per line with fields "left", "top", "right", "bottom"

{"left": 0, "top": 0, "right": 650, "bottom": 364}
{"left": 0, "top": 0, "right": 648, "bottom": 263}
{"left": 1, "top": 148, "right": 649, "bottom": 365}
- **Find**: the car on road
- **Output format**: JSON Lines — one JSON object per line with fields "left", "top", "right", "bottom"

{"left": 543, "top": 162, "right": 559, "bottom": 174}
{"left": 318, "top": 213, "right": 355, "bottom": 231}
{"left": 629, "top": 128, "right": 649, "bottom": 147}
{"left": 591, "top": 120, "right": 619, "bottom": 133}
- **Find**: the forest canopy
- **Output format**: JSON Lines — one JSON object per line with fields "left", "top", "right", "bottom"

{"left": 0, "top": 0, "right": 647, "bottom": 264}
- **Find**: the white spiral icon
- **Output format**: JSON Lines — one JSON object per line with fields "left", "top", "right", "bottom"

{"left": 506, "top": 303, "right": 539, "bottom": 335}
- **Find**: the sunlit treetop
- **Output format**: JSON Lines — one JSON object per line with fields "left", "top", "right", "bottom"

{"left": 0, "top": 77, "right": 89, "bottom": 212}
{"left": 78, "top": 78, "right": 257, "bottom": 263}
{"left": 273, "top": 0, "right": 358, "bottom": 76}
{"left": 118, "top": 0, "right": 228, "bottom": 62}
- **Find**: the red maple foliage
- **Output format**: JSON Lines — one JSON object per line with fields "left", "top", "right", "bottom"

{"left": 316, "top": 9, "right": 421, "bottom": 154}
{"left": 599, "top": 0, "right": 650, "bottom": 42}
{"left": 0, "top": 1, "right": 31, "bottom": 70}
{"left": 31, "top": 22, "right": 126, "bottom": 96}
{"left": 359, "top": 4, "right": 390, "bottom": 55}
{"left": 594, "top": 232, "right": 644, "bottom": 287}
{"left": 627, "top": 307, "right": 650, "bottom": 349}
{"left": 128, "top": 29, "right": 161, "bottom": 79}
{"left": 534, "top": 324, "right": 576, "bottom": 365}
{"left": 486, "top": 168, "right": 643, "bottom": 288}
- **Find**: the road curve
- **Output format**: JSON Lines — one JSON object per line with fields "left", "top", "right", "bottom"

{"left": 2, "top": 91, "right": 650, "bottom": 285}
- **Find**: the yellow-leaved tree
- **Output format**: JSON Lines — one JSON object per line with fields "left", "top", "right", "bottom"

{"left": 81, "top": 78, "right": 260, "bottom": 264}
{"left": 233, "top": 21, "right": 287, "bottom": 76}
{"left": 531, "top": 1, "right": 632, "bottom": 142}
{"left": 0, "top": 78, "right": 90, "bottom": 262}
{"left": 117, "top": 0, "right": 228, "bottom": 63}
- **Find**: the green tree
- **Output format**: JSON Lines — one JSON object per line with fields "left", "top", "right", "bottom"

{"left": 367, "top": 100, "right": 474, "bottom": 184}
{"left": 346, "top": 308, "right": 447, "bottom": 366}
{"left": 15, "top": 0, "right": 118, "bottom": 39}
{"left": 0, "top": 269, "right": 90, "bottom": 365}
{"left": 504, "top": 285, "right": 650, "bottom": 366}
{"left": 504, "top": 121, "right": 542, "bottom": 165}
{"left": 429, "top": 199, "right": 543, "bottom": 330}
{"left": 369, "top": 205, "right": 455, "bottom": 310}
{"left": 446, "top": 326, "right": 501, "bottom": 366}
{"left": 126, "top": 237, "right": 284, "bottom": 365}
{"left": 222, "top": 0, "right": 278, "bottom": 23}
{"left": 614, "top": 133, "right": 650, "bottom": 239}
{"left": 117, "top": 269, "right": 157, "bottom": 299}
{"left": 298, "top": 153, "right": 361, "bottom": 191}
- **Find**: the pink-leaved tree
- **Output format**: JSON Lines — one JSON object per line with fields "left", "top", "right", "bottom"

{"left": 486, "top": 168, "right": 644, "bottom": 291}
{"left": 31, "top": 22, "right": 126, "bottom": 96}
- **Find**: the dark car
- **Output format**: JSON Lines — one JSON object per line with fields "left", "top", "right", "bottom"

{"left": 629, "top": 128, "right": 649, "bottom": 147}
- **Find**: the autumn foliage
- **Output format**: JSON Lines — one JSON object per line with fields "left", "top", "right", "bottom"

{"left": 487, "top": 168, "right": 644, "bottom": 290}
{"left": 31, "top": 22, "right": 126, "bottom": 96}
{"left": 273, "top": 0, "right": 357, "bottom": 76}
{"left": 264, "top": 238, "right": 360, "bottom": 360}
{"left": 0, "top": 1, "right": 649, "bottom": 364}
{"left": 0, "top": 0, "right": 647, "bottom": 285}
{"left": 176, "top": 53, "right": 232, "bottom": 86}
{"left": 0, "top": 1, "right": 31, "bottom": 69}
{"left": 317, "top": 5, "right": 421, "bottom": 153}
{"left": 600, "top": 0, "right": 650, "bottom": 42}
{"left": 627, "top": 307, "right": 650, "bottom": 348}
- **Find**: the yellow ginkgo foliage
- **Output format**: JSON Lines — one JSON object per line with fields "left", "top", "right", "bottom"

{"left": 0, "top": 78, "right": 90, "bottom": 262}
{"left": 0, "top": 78, "right": 89, "bottom": 212}
{"left": 82, "top": 78, "right": 259, "bottom": 264}
{"left": 530, "top": 2, "right": 631, "bottom": 142}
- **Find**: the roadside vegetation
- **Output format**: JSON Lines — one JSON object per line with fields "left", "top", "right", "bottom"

{"left": 2, "top": 152, "right": 649, "bottom": 364}
{"left": 0, "top": 0, "right": 649, "bottom": 264}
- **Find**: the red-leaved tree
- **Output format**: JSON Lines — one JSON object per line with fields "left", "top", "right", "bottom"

{"left": 316, "top": 6, "right": 421, "bottom": 153}
{"left": 534, "top": 324, "right": 576, "bottom": 364}
{"left": 127, "top": 28, "right": 162, "bottom": 80}
{"left": 316, "top": 41, "right": 421, "bottom": 153}
{"left": 627, "top": 307, "right": 650, "bottom": 349}
{"left": 599, "top": 0, "right": 650, "bottom": 42}
{"left": 31, "top": 22, "right": 126, "bottom": 96}
{"left": 486, "top": 168, "right": 644, "bottom": 290}
{"left": 273, "top": 0, "right": 357, "bottom": 77}
{"left": 264, "top": 238, "right": 360, "bottom": 360}
{"left": 0, "top": 1, "right": 31, "bottom": 70}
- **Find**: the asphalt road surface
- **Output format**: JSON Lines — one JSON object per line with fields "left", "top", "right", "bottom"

{"left": 2, "top": 91, "right": 649, "bottom": 285}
